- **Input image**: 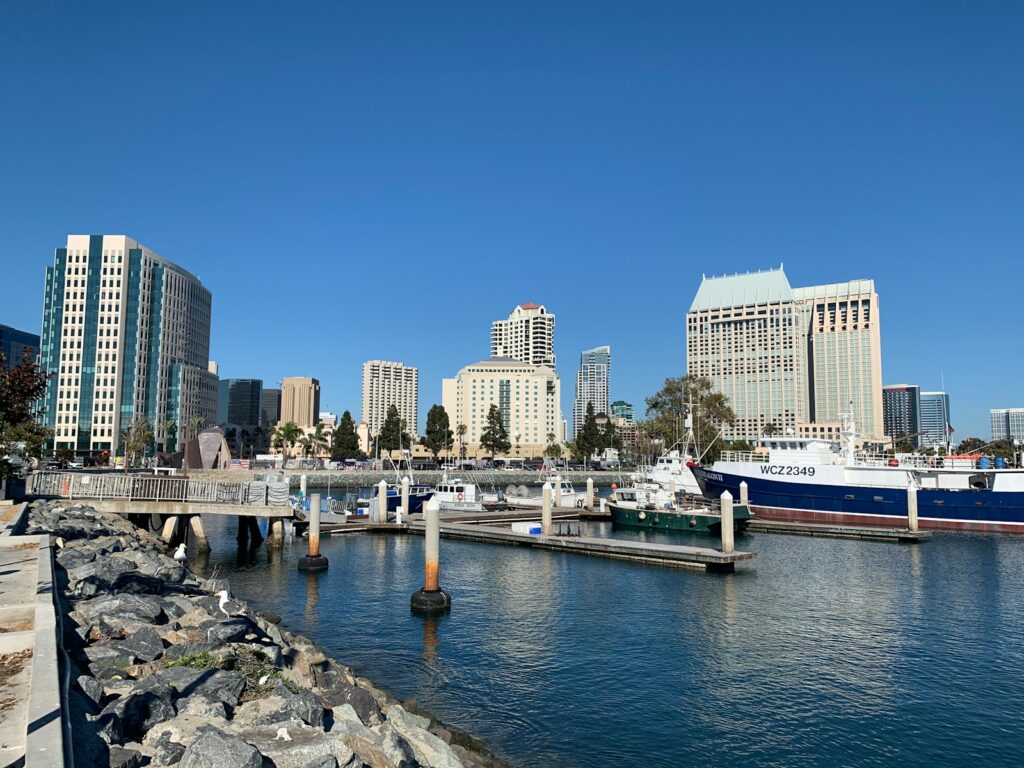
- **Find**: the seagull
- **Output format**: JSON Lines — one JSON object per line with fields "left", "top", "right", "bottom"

{"left": 173, "top": 543, "right": 187, "bottom": 563}
{"left": 216, "top": 589, "right": 244, "bottom": 617}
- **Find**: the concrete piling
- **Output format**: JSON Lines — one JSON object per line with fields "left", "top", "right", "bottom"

{"left": 400, "top": 476, "right": 410, "bottom": 525}
{"left": 300, "top": 474, "right": 307, "bottom": 499}
{"left": 542, "top": 482, "right": 552, "bottom": 536}
{"left": 298, "top": 492, "right": 329, "bottom": 571}
{"left": 377, "top": 480, "right": 388, "bottom": 524}
{"left": 586, "top": 478, "right": 594, "bottom": 510}
{"left": 554, "top": 478, "right": 563, "bottom": 510}
{"left": 161, "top": 515, "right": 179, "bottom": 545}
{"left": 740, "top": 481, "right": 749, "bottom": 506}
{"left": 188, "top": 515, "right": 210, "bottom": 552}
{"left": 907, "top": 483, "right": 919, "bottom": 532}
{"left": 720, "top": 490, "right": 735, "bottom": 555}
{"left": 411, "top": 497, "right": 451, "bottom": 613}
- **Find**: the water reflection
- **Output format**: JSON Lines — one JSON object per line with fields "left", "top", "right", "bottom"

{"left": 189, "top": 514, "right": 1024, "bottom": 768}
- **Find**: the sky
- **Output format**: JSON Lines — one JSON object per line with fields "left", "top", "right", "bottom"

{"left": 1, "top": 1, "right": 1021, "bottom": 438}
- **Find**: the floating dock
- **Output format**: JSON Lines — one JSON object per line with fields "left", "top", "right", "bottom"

{"left": 746, "top": 519, "right": 931, "bottom": 543}
{"left": 405, "top": 520, "right": 754, "bottom": 572}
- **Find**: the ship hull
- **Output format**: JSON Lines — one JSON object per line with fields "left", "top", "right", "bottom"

{"left": 608, "top": 501, "right": 752, "bottom": 533}
{"left": 691, "top": 465, "right": 1024, "bottom": 533}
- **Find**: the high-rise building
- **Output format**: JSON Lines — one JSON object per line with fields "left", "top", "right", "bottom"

{"left": 217, "top": 379, "right": 263, "bottom": 427}
{"left": 990, "top": 408, "right": 1024, "bottom": 443}
{"left": 261, "top": 388, "right": 281, "bottom": 427}
{"left": 490, "top": 303, "right": 556, "bottom": 367}
{"left": 882, "top": 384, "right": 922, "bottom": 448}
{"left": 361, "top": 360, "right": 419, "bottom": 439}
{"left": 573, "top": 345, "right": 611, "bottom": 439}
{"left": 38, "top": 235, "right": 216, "bottom": 456}
{"left": 686, "top": 267, "right": 883, "bottom": 441}
{"left": 279, "top": 377, "right": 320, "bottom": 427}
{"left": 319, "top": 412, "right": 338, "bottom": 429}
{"left": 442, "top": 356, "right": 562, "bottom": 457}
{"left": 919, "top": 391, "right": 951, "bottom": 449}
{"left": 610, "top": 400, "right": 634, "bottom": 422}
{"left": 0, "top": 324, "right": 40, "bottom": 370}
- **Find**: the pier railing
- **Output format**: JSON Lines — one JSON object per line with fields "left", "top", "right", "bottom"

{"left": 28, "top": 471, "right": 291, "bottom": 507}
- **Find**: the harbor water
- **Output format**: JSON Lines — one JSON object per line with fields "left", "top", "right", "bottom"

{"left": 192, "top": 519, "right": 1024, "bottom": 767}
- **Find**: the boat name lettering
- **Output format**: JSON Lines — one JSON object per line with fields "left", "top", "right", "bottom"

{"left": 702, "top": 471, "right": 723, "bottom": 482}
{"left": 759, "top": 465, "right": 816, "bottom": 476}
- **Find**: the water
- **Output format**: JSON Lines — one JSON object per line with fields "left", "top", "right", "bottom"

{"left": 191, "top": 520, "right": 1024, "bottom": 767}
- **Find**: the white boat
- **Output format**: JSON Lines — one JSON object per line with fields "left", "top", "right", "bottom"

{"left": 643, "top": 448, "right": 703, "bottom": 496}
{"left": 432, "top": 477, "right": 485, "bottom": 514}
{"left": 504, "top": 475, "right": 587, "bottom": 510}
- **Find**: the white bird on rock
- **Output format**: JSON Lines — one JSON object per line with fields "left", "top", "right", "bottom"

{"left": 173, "top": 543, "right": 187, "bottom": 563}
{"left": 217, "top": 589, "right": 244, "bottom": 617}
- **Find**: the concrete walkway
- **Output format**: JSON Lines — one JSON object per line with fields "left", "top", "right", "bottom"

{"left": 0, "top": 535, "right": 64, "bottom": 768}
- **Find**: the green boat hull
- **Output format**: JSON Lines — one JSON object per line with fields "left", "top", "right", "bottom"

{"left": 609, "top": 502, "right": 754, "bottom": 533}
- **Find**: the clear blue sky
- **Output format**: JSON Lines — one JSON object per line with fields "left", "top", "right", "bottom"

{"left": 2, "top": 1, "right": 1021, "bottom": 437}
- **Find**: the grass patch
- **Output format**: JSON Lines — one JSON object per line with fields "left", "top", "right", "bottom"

{"left": 165, "top": 646, "right": 302, "bottom": 701}
{"left": 165, "top": 651, "right": 220, "bottom": 670}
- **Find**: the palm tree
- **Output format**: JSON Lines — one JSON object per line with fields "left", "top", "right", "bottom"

{"left": 162, "top": 418, "right": 177, "bottom": 453}
{"left": 457, "top": 423, "right": 467, "bottom": 461}
{"left": 309, "top": 423, "right": 330, "bottom": 458}
{"left": 298, "top": 435, "right": 313, "bottom": 459}
{"left": 280, "top": 421, "right": 303, "bottom": 458}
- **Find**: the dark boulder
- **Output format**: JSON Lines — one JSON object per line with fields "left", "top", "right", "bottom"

{"left": 109, "top": 745, "right": 144, "bottom": 768}
{"left": 205, "top": 617, "right": 261, "bottom": 644}
{"left": 112, "top": 572, "right": 165, "bottom": 595}
{"left": 113, "top": 625, "right": 166, "bottom": 662}
{"left": 178, "top": 729, "right": 262, "bottom": 768}
{"left": 321, "top": 681, "right": 382, "bottom": 726}
{"left": 162, "top": 667, "right": 247, "bottom": 708}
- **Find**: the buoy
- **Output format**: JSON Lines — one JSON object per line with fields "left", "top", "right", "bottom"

{"left": 611, "top": 483, "right": 618, "bottom": 490}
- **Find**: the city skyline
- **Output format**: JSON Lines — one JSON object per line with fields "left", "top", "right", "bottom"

{"left": 2, "top": 4, "right": 1020, "bottom": 440}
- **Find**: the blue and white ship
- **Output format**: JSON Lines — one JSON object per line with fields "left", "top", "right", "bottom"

{"left": 690, "top": 416, "right": 1024, "bottom": 533}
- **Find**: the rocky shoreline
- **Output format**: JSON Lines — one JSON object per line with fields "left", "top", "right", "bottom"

{"left": 26, "top": 500, "right": 510, "bottom": 768}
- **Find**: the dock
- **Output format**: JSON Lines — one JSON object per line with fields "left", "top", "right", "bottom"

{"left": 405, "top": 520, "right": 754, "bottom": 572}
{"left": 746, "top": 519, "right": 931, "bottom": 543}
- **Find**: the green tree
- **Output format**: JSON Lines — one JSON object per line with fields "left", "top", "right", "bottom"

{"left": 456, "top": 423, "right": 467, "bottom": 459}
{"left": 379, "top": 405, "right": 405, "bottom": 453}
{"left": 332, "top": 411, "right": 361, "bottom": 459}
{"left": 601, "top": 418, "right": 621, "bottom": 452}
{"left": 728, "top": 439, "right": 755, "bottom": 452}
{"left": 162, "top": 419, "right": 178, "bottom": 453}
{"left": 761, "top": 422, "right": 779, "bottom": 437}
{"left": 423, "top": 405, "right": 454, "bottom": 462}
{"left": 544, "top": 432, "right": 562, "bottom": 460}
{"left": 956, "top": 437, "right": 985, "bottom": 454}
{"left": 479, "top": 404, "right": 511, "bottom": 458}
{"left": 308, "top": 423, "right": 330, "bottom": 458}
{"left": 273, "top": 422, "right": 303, "bottom": 460}
{"left": 122, "top": 419, "right": 154, "bottom": 467}
{"left": 645, "top": 375, "right": 735, "bottom": 462}
{"left": 0, "top": 351, "right": 50, "bottom": 479}
{"left": 575, "top": 402, "right": 602, "bottom": 468}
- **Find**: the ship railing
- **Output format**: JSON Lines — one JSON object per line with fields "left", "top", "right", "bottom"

{"left": 718, "top": 451, "right": 769, "bottom": 463}
{"left": 854, "top": 454, "right": 979, "bottom": 470}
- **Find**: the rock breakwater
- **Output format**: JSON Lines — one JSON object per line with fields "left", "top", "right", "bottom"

{"left": 26, "top": 500, "right": 509, "bottom": 768}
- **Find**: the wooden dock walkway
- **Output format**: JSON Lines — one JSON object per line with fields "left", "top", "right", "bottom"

{"left": 405, "top": 520, "right": 754, "bottom": 572}
{"left": 746, "top": 519, "right": 931, "bottom": 543}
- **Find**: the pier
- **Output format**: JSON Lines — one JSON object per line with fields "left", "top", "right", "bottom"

{"left": 746, "top": 519, "right": 932, "bottom": 543}
{"left": 27, "top": 471, "right": 293, "bottom": 551}
{"left": 404, "top": 519, "right": 754, "bottom": 572}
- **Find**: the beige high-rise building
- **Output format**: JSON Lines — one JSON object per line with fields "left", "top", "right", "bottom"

{"left": 686, "top": 267, "right": 883, "bottom": 442}
{"left": 38, "top": 234, "right": 217, "bottom": 457}
{"left": 491, "top": 303, "right": 556, "bottom": 367}
{"left": 442, "top": 356, "right": 562, "bottom": 457}
{"left": 361, "top": 360, "right": 418, "bottom": 440}
{"left": 279, "top": 377, "right": 320, "bottom": 427}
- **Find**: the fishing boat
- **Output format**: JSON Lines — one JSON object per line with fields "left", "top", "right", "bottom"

{"left": 432, "top": 476, "right": 485, "bottom": 514}
{"left": 607, "top": 483, "right": 753, "bottom": 533}
{"left": 355, "top": 451, "right": 434, "bottom": 515}
{"left": 504, "top": 475, "right": 587, "bottom": 510}
{"left": 689, "top": 414, "right": 1024, "bottom": 533}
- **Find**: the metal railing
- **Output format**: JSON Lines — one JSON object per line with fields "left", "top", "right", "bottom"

{"left": 28, "top": 471, "right": 290, "bottom": 506}
{"left": 718, "top": 451, "right": 770, "bottom": 463}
